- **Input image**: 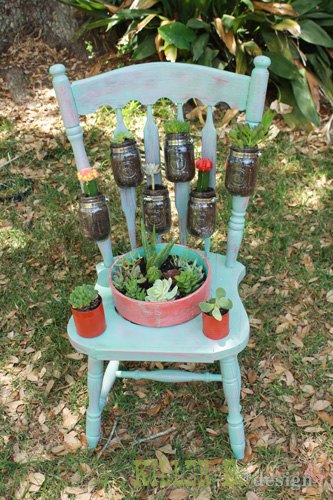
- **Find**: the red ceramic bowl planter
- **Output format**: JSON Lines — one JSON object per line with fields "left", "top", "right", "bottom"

{"left": 72, "top": 297, "right": 106, "bottom": 338}
{"left": 202, "top": 311, "right": 229, "bottom": 340}
{"left": 109, "top": 244, "right": 211, "bottom": 328}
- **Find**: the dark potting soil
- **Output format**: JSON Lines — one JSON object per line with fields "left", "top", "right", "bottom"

{"left": 73, "top": 295, "right": 101, "bottom": 312}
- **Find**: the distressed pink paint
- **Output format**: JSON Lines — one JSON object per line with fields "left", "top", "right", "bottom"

{"left": 109, "top": 245, "right": 211, "bottom": 327}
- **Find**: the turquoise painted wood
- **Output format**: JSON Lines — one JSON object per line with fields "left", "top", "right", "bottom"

{"left": 51, "top": 56, "right": 270, "bottom": 460}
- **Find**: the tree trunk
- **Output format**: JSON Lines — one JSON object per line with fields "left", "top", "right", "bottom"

{"left": 0, "top": 0, "right": 86, "bottom": 57}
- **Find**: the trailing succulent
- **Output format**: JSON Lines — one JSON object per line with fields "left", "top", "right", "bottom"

{"left": 69, "top": 284, "right": 98, "bottom": 309}
{"left": 199, "top": 288, "right": 233, "bottom": 321}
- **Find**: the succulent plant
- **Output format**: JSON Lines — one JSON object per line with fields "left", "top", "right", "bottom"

{"left": 146, "top": 265, "right": 162, "bottom": 284}
{"left": 142, "top": 163, "right": 161, "bottom": 191}
{"left": 124, "top": 278, "right": 146, "bottom": 301}
{"left": 164, "top": 119, "right": 190, "bottom": 134}
{"left": 69, "top": 284, "right": 98, "bottom": 309}
{"left": 112, "top": 131, "right": 134, "bottom": 144}
{"left": 175, "top": 269, "right": 202, "bottom": 295}
{"left": 199, "top": 288, "right": 233, "bottom": 321}
{"left": 145, "top": 278, "right": 178, "bottom": 302}
{"left": 141, "top": 219, "right": 175, "bottom": 272}
{"left": 229, "top": 110, "right": 275, "bottom": 149}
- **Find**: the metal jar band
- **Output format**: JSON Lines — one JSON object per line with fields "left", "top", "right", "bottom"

{"left": 110, "top": 139, "right": 143, "bottom": 188}
{"left": 187, "top": 188, "right": 217, "bottom": 239}
{"left": 225, "top": 146, "right": 259, "bottom": 196}
{"left": 78, "top": 193, "right": 111, "bottom": 242}
{"left": 142, "top": 184, "right": 171, "bottom": 234}
{"left": 164, "top": 132, "right": 195, "bottom": 182}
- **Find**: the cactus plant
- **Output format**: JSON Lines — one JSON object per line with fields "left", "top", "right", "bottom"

{"left": 69, "top": 284, "right": 98, "bottom": 310}
{"left": 77, "top": 168, "right": 99, "bottom": 197}
{"left": 145, "top": 278, "right": 178, "bottom": 302}
{"left": 199, "top": 288, "right": 233, "bottom": 321}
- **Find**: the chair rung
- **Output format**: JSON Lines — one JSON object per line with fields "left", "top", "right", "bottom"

{"left": 115, "top": 369, "right": 222, "bottom": 383}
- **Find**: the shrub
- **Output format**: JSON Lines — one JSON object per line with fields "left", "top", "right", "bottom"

{"left": 60, "top": 0, "right": 333, "bottom": 127}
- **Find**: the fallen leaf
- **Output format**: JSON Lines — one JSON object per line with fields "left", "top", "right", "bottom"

{"left": 301, "top": 385, "right": 315, "bottom": 395}
{"left": 158, "top": 444, "right": 176, "bottom": 455}
{"left": 326, "top": 290, "right": 333, "bottom": 303}
{"left": 62, "top": 408, "right": 80, "bottom": 429}
{"left": 318, "top": 411, "right": 333, "bottom": 426}
{"left": 304, "top": 426, "right": 324, "bottom": 433}
{"left": 251, "top": 415, "right": 266, "bottom": 429}
{"left": 312, "top": 400, "right": 330, "bottom": 411}
{"left": 246, "top": 493, "right": 259, "bottom": 500}
{"left": 303, "top": 254, "right": 315, "bottom": 272}
{"left": 28, "top": 472, "right": 45, "bottom": 486}
{"left": 155, "top": 450, "right": 172, "bottom": 474}
{"left": 64, "top": 431, "right": 82, "bottom": 451}
{"left": 248, "top": 368, "right": 257, "bottom": 384}
{"left": 168, "top": 488, "right": 188, "bottom": 500}
{"left": 194, "top": 487, "right": 212, "bottom": 500}
{"left": 146, "top": 404, "right": 161, "bottom": 416}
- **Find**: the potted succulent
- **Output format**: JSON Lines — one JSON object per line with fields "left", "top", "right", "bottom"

{"left": 142, "top": 163, "right": 171, "bottom": 234}
{"left": 69, "top": 284, "right": 106, "bottom": 338}
{"left": 164, "top": 119, "right": 195, "bottom": 182}
{"left": 109, "top": 221, "right": 211, "bottom": 327}
{"left": 110, "top": 131, "right": 143, "bottom": 187}
{"left": 225, "top": 110, "right": 274, "bottom": 196}
{"left": 199, "top": 288, "right": 233, "bottom": 340}
{"left": 78, "top": 167, "right": 111, "bottom": 242}
{"left": 187, "top": 158, "right": 217, "bottom": 239}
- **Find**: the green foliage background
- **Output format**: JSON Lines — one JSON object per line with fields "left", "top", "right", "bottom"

{"left": 60, "top": 0, "right": 333, "bottom": 127}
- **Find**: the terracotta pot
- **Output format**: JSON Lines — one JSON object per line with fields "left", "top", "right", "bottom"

{"left": 79, "top": 193, "right": 111, "bottom": 242}
{"left": 142, "top": 184, "right": 171, "bottom": 234}
{"left": 110, "top": 138, "right": 143, "bottom": 187}
{"left": 202, "top": 311, "right": 229, "bottom": 340}
{"left": 72, "top": 295, "right": 106, "bottom": 338}
{"left": 164, "top": 132, "right": 195, "bottom": 182}
{"left": 225, "top": 146, "right": 259, "bottom": 196}
{"left": 109, "top": 244, "right": 211, "bottom": 327}
{"left": 187, "top": 188, "right": 217, "bottom": 238}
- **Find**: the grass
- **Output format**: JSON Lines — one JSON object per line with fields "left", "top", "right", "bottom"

{"left": 0, "top": 97, "right": 332, "bottom": 500}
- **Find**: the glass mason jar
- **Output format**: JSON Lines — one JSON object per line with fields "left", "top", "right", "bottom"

{"left": 78, "top": 193, "right": 111, "bottom": 242}
{"left": 225, "top": 146, "right": 259, "bottom": 196}
{"left": 164, "top": 132, "right": 195, "bottom": 182}
{"left": 187, "top": 188, "right": 217, "bottom": 238}
{"left": 110, "top": 139, "right": 143, "bottom": 187}
{"left": 142, "top": 184, "right": 171, "bottom": 234}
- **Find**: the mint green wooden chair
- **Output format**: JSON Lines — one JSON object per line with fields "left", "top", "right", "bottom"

{"left": 50, "top": 57, "right": 270, "bottom": 459}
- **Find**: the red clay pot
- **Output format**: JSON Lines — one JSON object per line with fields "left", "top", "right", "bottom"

{"left": 109, "top": 244, "right": 211, "bottom": 328}
{"left": 72, "top": 297, "right": 106, "bottom": 338}
{"left": 202, "top": 311, "right": 229, "bottom": 340}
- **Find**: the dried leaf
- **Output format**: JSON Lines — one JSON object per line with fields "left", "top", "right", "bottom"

{"left": 248, "top": 368, "right": 257, "bottom": 384}
{"left": 312, "top": 400, "right": 330, "bottom": 411}
{"left": 155, "top": 450, "right": 172, "bottom": 474}
{"left": 246, "top": 493, "right": 259, "bottom": 500}
{"left": 158, "top": 444, "right": 176, "bottom": 455}
{"left": 64, "top": 431, "right": 82, "bottom": 451}
{"left": 194, "top": 488, "right": 212, "bottom": 500}
{"left": 326, "top": 290, "right": 333, "bottom": 303}
{"left": 318, "top": 411, "right": 333, "bottom": 426}
{"left": 251, "top": 415, "right": 266, "bottom": 429}
{"left": 253, "top": 1, "right": 297, "bottom": 16}
{"left": 301, "top": 385, "right": 315, "bottom": 395}
{"left": 168, "top": 489, "right": 188, "bottom": 500}
{"left": 304, "top": 426, "right": 324, "bottom": 433}
{"left": 147, "top": 404, "right": 161, "bottom": 416}
{"left": 28, "top": 472, "right": 45, "bottom": 491}
{"left": 62, "top": 408, "right": 80, "bottom": 430}
{"left": 215, "top": 18, "right": 236, "bottom": 55}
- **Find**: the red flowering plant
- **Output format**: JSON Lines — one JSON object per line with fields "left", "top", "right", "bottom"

{"left": 77, "top": 168, "right": 99, "bottom": 197}
{"left": 196, "top": 158, "right": 213, "bottom": 192}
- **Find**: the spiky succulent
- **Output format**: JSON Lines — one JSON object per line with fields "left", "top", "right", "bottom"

{"left": 145, "top": 278, "right": 178, "bottom": 302}
{"left": 141, "top": 219, "right": 175, "bottom": 272}
{"left": 199, "top": 288, "right": 233, "bottom": 321}
{"left": 229, "top": 110, "right": 275, "bottom": 149}
{"left": 175, "top": 269, "right": 202, "bottom": 295}
{"left": 112, "top": 131, "right": 134, "bottom": 144}
{"left": 69, "top": 284, "right": 98, "bottom": 309}
{"left": 124, "top": 278, "right": 146, "bottom": 301}
{"left": 164, "top": 119, "right": 190, "bottom": 134}
{"left": 146, "top": 265, "right": 162, "bottom": 284}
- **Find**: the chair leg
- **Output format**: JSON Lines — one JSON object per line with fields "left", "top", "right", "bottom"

{"left": 100, "top": 360, "right": 119, "bottom": 410}
{"left": 220, "top": 356, "right": 245, "bottom": 460}
{"left": 86, "top": 357, "right": 104, "bottom": 449}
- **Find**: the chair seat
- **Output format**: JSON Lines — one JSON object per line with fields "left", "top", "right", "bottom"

{"left": 67, "top": 252, "right": 249, "bottom": 363}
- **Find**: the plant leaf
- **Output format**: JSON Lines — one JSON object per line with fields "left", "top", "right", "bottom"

{"left": 158, "top": 22, "right": 196, "bottom": 51}
{"left": 265, "top": 52, "right": 299, "bottom": 80}
{"left": 212, "top": 307, "right": 222, "bottom": 321}
{"left": 291, "top": 68, "right": 320, "bottom": 125}
{"left": 215, "top": 288, "right": 226, "bottom": 298}
{"left": 199, "top": 302, "right": 215, "bottom": 313}
{"left": 272, "top": 19, "right": 301, "bottom": 37}
{"left": 299, "top": 20, "right": 333, "bottom": 48}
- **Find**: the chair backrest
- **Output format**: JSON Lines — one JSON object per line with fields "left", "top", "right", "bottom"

{"left": 50, "top": 58, "right": 270, "bottom": 262}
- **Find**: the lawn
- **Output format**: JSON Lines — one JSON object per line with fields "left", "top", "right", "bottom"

{"left": 0, "top": 38, "right": 332, "bottom": 500}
